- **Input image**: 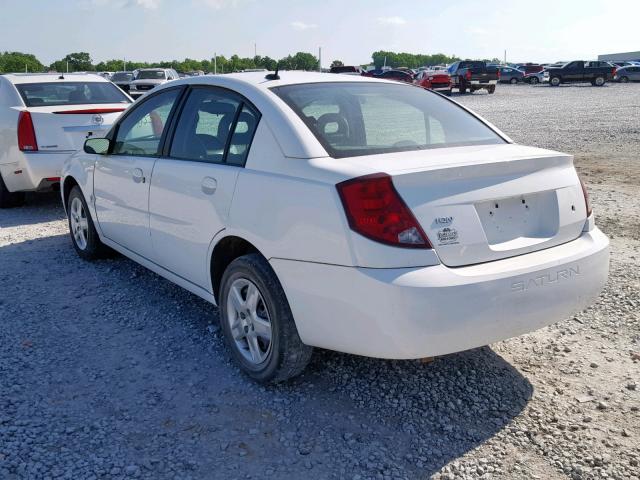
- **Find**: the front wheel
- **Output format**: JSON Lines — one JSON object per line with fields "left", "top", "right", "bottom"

{"left": 619, "top": 76, "right": 629, "bottom": 83}
{"left": 550, "top": 76, "right": 561, "bottom": 86}
{"left": 593, "top": 76, "right": 605, "bottom": 86}
{"left": 0, "top": 173, "right": 25, "bottom": 208}
{"left": 220, "top": 254, "right": 313, "bottom": 383}
{"left": 529, "top": 76, "right": 539, "bottom": 84}
{"left": 510, "top": 77, "right": 518, "bottom": 84}
{"left": 67, "top": 186, "right": 111, "bottom": 260}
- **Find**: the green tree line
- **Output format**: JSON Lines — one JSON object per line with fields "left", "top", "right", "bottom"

{"left": 1, "top": 50, "right": 497, "bottom": 74}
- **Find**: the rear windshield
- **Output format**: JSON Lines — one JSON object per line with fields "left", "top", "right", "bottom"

{"left": 16, "top": 82, "right": 130, "bottom": 107}
{"left": 272, "top": 82, "right": 504, "bottom": 158}
{"left": 111, "top": 72, "right": 134, "bottom": 82}
{"left": 137, "top": 70, "right": 166, "bottom": 80}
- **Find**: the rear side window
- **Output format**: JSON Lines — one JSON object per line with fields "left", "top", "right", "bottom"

{"left": 15, "top": 82, "right": 130, "bottom": 107}
{"left": 169, "top": 87, "right": 260, "bottom": 165}
{"left": 272, "top": 82, "right": 504, "bottom": 158}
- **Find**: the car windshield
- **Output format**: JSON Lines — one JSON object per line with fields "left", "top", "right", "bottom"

{"left": 137, "top": 70, "right": 166, "bottom": 80}
{"left": 16, "top": 82, "right": 131, "bottom": 107}
{"left": 272, "top": 82, "right": 504, "bottom": 158}
{"left": 111, "top": 72, "right": 133, "bottom": 81}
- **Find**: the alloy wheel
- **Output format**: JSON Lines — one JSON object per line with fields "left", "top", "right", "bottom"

{"left": 70, "top": 197, "right": 88, "bottom": 250}
{"left": 226, "top": 278, "right": 273, "bottom": 364}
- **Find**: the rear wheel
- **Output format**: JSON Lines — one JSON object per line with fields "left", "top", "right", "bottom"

{"left": 510, "top": 77, "right": 518, "bottom": 84}
{"left": 619, "top": 76, "right": 629, "bottom": 83}
{"left": 67, "top": 186, "right": 110, "bottom": 260}
{"left": 219, "top": 254, "right": 313, "bottom": 383}
{"left": 0, "top": 173, "right": 25, "bottom": 208}
{"left": 487, "top": 85, "right": 496, "bottom": 94}
{"left": 593, "top": 76, "right": 605, "bottom": 86}
{"left": 529, "top": 76, "right": 539, "bottom": 84}
{"left": 550, "top": 76, "right": 561, "bottom": 86}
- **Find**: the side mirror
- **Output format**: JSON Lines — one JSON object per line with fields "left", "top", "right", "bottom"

{"left": 84, "top": 137, "right": 111, "bottom": 155}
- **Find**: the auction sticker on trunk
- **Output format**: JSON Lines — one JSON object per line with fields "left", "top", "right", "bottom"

{"left": 437, "top": 227, "right": 459, "bottom": 245}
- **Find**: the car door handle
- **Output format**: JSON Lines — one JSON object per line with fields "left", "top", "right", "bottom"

{"left": 201, "top": 176, "right": 217, "bottom": 195}
{"left": 132, "top": 168, "right": 145, "bottom": 184}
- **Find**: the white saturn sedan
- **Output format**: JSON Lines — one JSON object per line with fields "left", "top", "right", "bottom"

{"left": 61, "top": 72, "right": 609, "bottom": 383}
{"left": 0, "top": 73, "right": 132, "bottom": 207}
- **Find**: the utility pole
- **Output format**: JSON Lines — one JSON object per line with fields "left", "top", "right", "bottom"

{"left": 124, "top": 58, "right": 126, "bottom": 71}
{"left": 25, "top": 63, "right": 27, "bottom": 73}
{"left": 66, "top": 61, "right": 69, "bottom": 73}
{"left": 214, "top": 53, "right": 217, "bottom": 74}
{"left": 504, "top": 49, "right": 507, "bottom": 65}
{"left": 318, "top": 47, "right": 322, "bottom": 72}
{"left": 254, "top": 43, "right": 257, "bottom": 58}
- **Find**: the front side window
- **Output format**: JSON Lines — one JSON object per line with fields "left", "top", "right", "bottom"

{"left": 272, "top": 82, "right": 504, "bottom": 158}
{"left": 16, "top": 82, "right": 130, "bottom": 107}
{"left": 112, "top": 88, "right": 181, "bottom": 156}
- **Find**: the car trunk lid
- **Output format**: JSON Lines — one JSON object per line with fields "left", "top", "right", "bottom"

{"left": 22, "top": 104, "right": 127, "bottom": 152}
{"left": 343, "top": 144, "right": 587, "bottom": 267}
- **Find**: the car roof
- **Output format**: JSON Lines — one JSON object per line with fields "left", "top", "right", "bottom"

{"left": 176, "top": 71, "right": 398, "bottom": 91}
{"left": 0, "top": 73, "right": 110, "bottom": 84}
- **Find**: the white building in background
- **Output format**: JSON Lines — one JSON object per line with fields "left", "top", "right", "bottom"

{"left": 598, "top": 51, "right": 640, "bottom": 62}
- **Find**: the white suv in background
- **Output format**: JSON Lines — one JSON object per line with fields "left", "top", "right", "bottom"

{"left": 61, "top": 72, "right": 609, "bottom": 383}
{"left": 128, "top": 68, "right": 179, "bottom": 99}
{"left": 0, "top": 73, "right": 132, "bottom": 207}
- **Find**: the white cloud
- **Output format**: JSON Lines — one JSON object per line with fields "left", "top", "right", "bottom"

{"left": 290, "top": 21, "right": 318, "bottom": 31}
{"left": 196, "top": 0, "right": 246, "bottom": 8}
{"left": 81, "top": 0, "right": 160, "bottom": 9}
{"left": 377, "top": 16, "right": 406, "bottom": 26}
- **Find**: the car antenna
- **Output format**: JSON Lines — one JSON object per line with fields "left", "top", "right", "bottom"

{"left": 265, "top": 64, "right": 280, "bottom": 80}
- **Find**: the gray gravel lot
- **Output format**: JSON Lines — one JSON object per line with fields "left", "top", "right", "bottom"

{"left": 1, "top": 82, "right": 639, "bottom": 480}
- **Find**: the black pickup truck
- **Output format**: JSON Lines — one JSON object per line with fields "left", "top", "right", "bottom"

{"left": 546, "top": 61, "right": 616, "bottom": 86}
{"left": 447, "top": 61, "right": 499, "bottom": 94}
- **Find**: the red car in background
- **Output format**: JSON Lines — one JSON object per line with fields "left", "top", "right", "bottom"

{"left": 414, "top": 70, "right": 452, "bottom": 95}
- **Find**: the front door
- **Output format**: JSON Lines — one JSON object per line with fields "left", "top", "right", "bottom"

{"left": 149, "top": 86, "right": 260, "bottom": 288}
{"left": 94, "top": 87, "right": 182, "bottom": 259}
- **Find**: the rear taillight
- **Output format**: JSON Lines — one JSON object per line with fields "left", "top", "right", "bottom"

{"left": 336, "top": 173, "right": 431, "bottom": 249}
{"left": 612, "top": 67, "right": 617, "bottom": 77}
{"left": 579, "top": 176, "right": 592, "bottom": 217}
{"left": 17, "top": 111, "right": 38, "bottom": 152}
{"left": 465, "top": 70, "right": 472, "bottom": 81}
{"left": 497, "top": 69, "right": 501, "bottom": 79}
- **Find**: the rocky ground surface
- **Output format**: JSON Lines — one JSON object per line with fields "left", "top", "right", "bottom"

{"left": 0, "top": 83, "right": 638, "bottom": 479}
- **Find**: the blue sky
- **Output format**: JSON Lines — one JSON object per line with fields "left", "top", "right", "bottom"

{"left": 1, "top": 0, "right": 638, "bottom": 66}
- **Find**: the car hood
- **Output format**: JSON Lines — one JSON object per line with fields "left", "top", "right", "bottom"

{"left": 130, "top": 79, "right": 166, "bottom": 85}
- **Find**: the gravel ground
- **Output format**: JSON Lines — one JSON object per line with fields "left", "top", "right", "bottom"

{"left": 1, "top": 82, "right": 639, "bottom": 480}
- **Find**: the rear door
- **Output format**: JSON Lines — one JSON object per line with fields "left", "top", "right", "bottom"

{"left": 149, "top": 86, "right": 261, "bottom": 288}
{"left": 94, "top": 87, "right": 183, "bottom": 259}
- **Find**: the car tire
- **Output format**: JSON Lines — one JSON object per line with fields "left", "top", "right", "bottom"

{"left": 487, "top": 85, "right": 496, "bottom": 94}
{"left": 446, "top": 88, "right": 453, "bottom": 96}
{"left": 593, "top": 76, "right": 605, "bottom": 86}
{"left": 67, "top": 186, "right": 111, "bottom": 260}
{"left": 510, "top": 77, "right": 518, "bottom": 84}
{"left": 530, "top": 76, "right": 539, "bottom": 84}
{"left": 459, "top": 86, "right": 467, "bottom": 94}
{"left": 0, "top": 173, "right": 25, "bottom": 208}
{"left": 550, "top": 76, "right": 561, "bottom": 86}
{"left": 219, "top": 253, "right": 313, "bottom": 384}
{"left": 619, "top": 76, "right": 629, "bottom": 83}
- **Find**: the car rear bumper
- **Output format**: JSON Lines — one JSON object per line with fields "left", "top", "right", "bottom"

{"left": 0, "top": 151, "right": 72, "bottom": 192}
{"left": 271, "top": 227, "right": 609, "bottom": 359}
